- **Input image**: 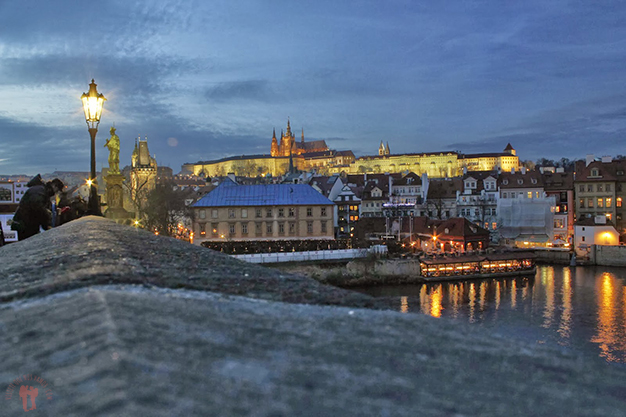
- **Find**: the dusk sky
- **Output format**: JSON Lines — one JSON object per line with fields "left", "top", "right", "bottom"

{"left": 1, "top": 0, "right": 626, "bottom": 175}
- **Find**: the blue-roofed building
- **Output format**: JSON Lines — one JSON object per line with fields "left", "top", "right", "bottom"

{"left": 191, "top": 178, "right": 335, "bottom": 244}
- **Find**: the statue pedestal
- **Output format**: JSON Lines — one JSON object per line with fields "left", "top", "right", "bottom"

{"left": 104, "top": 173, "right": 130, "bottom": 221}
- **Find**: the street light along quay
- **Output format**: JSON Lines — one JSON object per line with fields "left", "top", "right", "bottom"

{"left": 81, "top": 79, "right": 106, "bottom": 215}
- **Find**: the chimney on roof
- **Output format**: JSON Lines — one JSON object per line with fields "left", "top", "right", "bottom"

{"left": 511, "top": 167, "right": 515, "bottom": 174}
{"left": 521, "top": 166, "right": 527, "bottom": 175}
{"left": 227, "top": 172, "right": 237, "bottom": 183}
{"left": 586, "top": 154, "right": 595, "bottom": 166}
{"left": 602, "top": 155, "right": 612, "bottom": 163}
{"left": 556, "top": 167, "right": 564, "bottom": 173}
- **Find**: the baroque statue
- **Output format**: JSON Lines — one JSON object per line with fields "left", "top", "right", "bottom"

{"left": 104, "top": 126, "right": 120, "bottom": 174}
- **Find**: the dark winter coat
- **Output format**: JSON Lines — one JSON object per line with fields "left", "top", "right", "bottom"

{"left": 11, "top": 184, "right": 54, "bottom": 240}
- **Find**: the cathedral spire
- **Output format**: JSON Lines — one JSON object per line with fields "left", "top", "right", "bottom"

{"left": 301, "top": 128, "right": 305, "bottom": 143}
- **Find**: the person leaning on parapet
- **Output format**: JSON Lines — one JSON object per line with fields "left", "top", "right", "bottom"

{"left": 11, "top": 176, "right": 65, "bottom": 241}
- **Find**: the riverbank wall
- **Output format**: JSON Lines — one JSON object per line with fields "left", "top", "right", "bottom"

{"left": 274, "top": 257, "right": 423, "bottom": 287}
{"left": 532, "top": 248, "right": 572, "bottom": 264}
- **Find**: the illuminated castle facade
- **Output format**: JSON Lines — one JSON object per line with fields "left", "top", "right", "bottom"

{"left": 182, "top": 120, "right": 520, "bottom": 179}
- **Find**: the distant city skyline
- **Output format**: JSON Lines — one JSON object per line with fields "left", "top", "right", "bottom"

{"left": 1, "top": 1, "right": 626, "bottom": 175}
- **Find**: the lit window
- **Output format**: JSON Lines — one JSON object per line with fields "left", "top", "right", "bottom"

{"left": 617, "top": 197, "right": 622, "bottom": 208}
{"left": 527, "top": 192, "right": 532, "bottom": 199}
{"left": 606, "top": 198, "right": 612, "bottom": 208}
{"left": 597, "top": 198, "right": 604, "bottom": 208}
{"left": 199, "top": 223, "right": 206, "bottom": 236}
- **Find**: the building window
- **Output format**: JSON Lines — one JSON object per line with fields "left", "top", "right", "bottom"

{"left": 587, "top": 184, "right": 593, "bottom": 192}
{"left": 278, "top": 208, "right": 284, "bottom": 217}
{"left": 321, "top": 221, "right": 327, "bottom": 233}
{"left": 588, "top": 198, "right": 594, "bottom": 208}
{"left": 229, "top": 223, "right": 235, "bottom": 235}
{"left": 288, "top": 207, "right": 295, "bottom": 217}
{"left": 266, "top": 208, "right": 273, "bottom": 218}
{"left": 289, "top": 222, "right": 296, "bottom": 235}
{"left": 307, "top": 221, "right": 313, "bottom": 234}
{"left": 554, "top": 219, "right": 565, "bottom": 229}
{"left": 255, "top": 222, "right": 262, "bottom": 235}
{"left": 321, "top": 207, "right": 327, "bottom": 217}
{"left": 582, "top": 236, "right": 586, "bottom": 242}
{"left": 199, "top": 209, "right": 206, "bottom": 219}
{"left": 255, "top": 209, "right": 262, "bottom": 218}
{"left": 212, "top": 209, "right": 218, "bottom": 218}
{"left": 502, "top": 192, "right": 507, "bottom": 198}
{"left": 241, "top": 209, "right": 248, "bottom": 218}
{"left": 606, "top": 213, "right": 612, "bottom": 220}
{"left": 349, "top": 205, "right": 358, "bottom": 211}
{"left": 228, "top": 209, "right": 235, "bottom": 219}
{"left": 606, "top": 184, "right": 611, "bottom": 192}
{"left": 606, "top": 198, "right": 612, "bottom": 208}
{"left": 306, "top": 207, "right": 313, "bottom": 217}
{"left": 617, "top": 197, "right": 622, "bottom": 208}
{"left": 597, "top": 198, "right": 604, "bottom": 208}
{"left": 278, "top": 222, "right": 285, "bottom": 235}
{"left": 591, "top": 169, "right": 599, "bottom": 177}
{"left": 597, "top": 184, "right": 603, "bottom": 192}
{"left": 266, "top": 223, "right": 273, "bottom": 234}
{"left": 579, "top": 185, "right": 584, "bottom": 192}
{"left": 211, "top": 223, "right": 218, "bottom": 236}
{"left": 492, "top": 222, "right": 497, "bottom": 230}
{"left": 242, "top": 223, "right": 248, "bottom": 235}
{"left": 199, "top": 223, "right": 206, "bottom": 236}
{"left": 579, "top": 199, "right": 585, "bottom": 208}
{"left": 527, "top": 192, "right": 532, "bottom": 199}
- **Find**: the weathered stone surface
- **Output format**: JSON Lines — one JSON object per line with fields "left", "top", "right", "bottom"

{"left": 0, "top": 217, "right": 386, "bottom": 309}
{"left": 0, "top": 217, "right": 624, "bottom": 416}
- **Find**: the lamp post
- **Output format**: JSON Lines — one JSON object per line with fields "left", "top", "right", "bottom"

{"left": 81, "top": 79, "right": 106, "bottom": 215}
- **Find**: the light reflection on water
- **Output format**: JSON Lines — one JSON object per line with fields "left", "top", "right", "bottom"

{"left": 353, "top": 265, "right": 626, "bottom": 363}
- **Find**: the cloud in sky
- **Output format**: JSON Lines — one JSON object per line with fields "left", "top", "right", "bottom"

{"left": 1, "top": 0, "right": 626, "bottom": 175}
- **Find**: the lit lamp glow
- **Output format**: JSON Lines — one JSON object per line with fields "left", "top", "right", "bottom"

{"left": 81, "top": 79, "right": 106, "bottom": 215}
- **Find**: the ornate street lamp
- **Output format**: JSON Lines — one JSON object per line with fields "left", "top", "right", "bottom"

{"left": 81, "top": 79, "right": 106, "bottom": 215}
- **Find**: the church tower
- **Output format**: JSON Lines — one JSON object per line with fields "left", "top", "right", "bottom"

{"left": 130, "top": 136, "right": 157, "bottom": 217}
{"left": 271, "top": 129, "right": 279, "bottom": 157}
{"left": 379, "top": 141, "right": 386, "bottom": 156}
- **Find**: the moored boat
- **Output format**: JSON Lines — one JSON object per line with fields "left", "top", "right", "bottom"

{"left": 419, "top": 251, "right": 536, "bottom": 282}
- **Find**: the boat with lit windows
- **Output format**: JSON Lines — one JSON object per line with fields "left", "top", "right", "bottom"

{"left": 419, "top": 251, "right": 536, "bottom": 282}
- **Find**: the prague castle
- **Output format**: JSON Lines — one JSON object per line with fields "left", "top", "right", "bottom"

{"left": 182, "top": 120, "right": 520, "bottom": 178}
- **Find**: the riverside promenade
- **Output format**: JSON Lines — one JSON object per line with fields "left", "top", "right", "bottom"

{"left": 0, "top": 217, "right": 624, "bottom": 416}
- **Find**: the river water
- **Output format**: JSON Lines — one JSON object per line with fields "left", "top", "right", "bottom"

{"left": 352, "top": 265, "right": 626, "bottom": 364}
